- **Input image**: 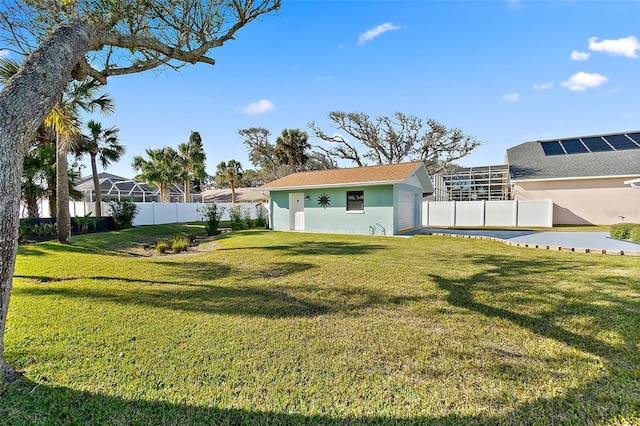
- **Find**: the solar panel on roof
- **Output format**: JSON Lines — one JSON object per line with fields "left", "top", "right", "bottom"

{"left": 626, "top": 132, "right": 640, "bottom": 144}
{"left": 605, "top": 134, "right": 640, "bottom": 150}
{"left": 561, "top": 139, "right": 588, "bottom": 154}
{"left": 581, "top": 137, "right": 612, "bottom": 152}
{"left": 541, "top": 141, "right": 565, "bottom": 156}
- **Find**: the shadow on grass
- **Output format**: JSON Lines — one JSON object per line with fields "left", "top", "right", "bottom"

{"left": 14, "top": 260, "right": 327, "bottom": 319}
{"left": 221, "top": 240, "right": 386, "bottom": 256}
{"left": 430, "top": 252, "right": 640, "bottom": 366}
{"left": 2, "top": 374, "right": 637, "bottom": 425}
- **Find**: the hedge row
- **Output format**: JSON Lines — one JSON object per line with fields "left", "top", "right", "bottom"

{"left": 610, "top": 223, "right": 640, "bottom": 243}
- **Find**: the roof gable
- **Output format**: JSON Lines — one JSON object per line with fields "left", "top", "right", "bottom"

{"left": 260, "top": 162, "right": 433, "bottom": 191}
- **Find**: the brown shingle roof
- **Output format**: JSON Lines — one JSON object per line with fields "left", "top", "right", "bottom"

{"left": 260, "top": 162, "right": 426, "bottom": 190}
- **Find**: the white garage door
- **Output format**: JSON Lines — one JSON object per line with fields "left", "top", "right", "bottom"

{"left": 398, "top": 191, "right": 417, "bottom": 231}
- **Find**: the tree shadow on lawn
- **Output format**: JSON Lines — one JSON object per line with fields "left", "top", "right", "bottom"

{"left": 429, "top": 252, "right": 639, "bottom": 421}
{"left": 2, "top": 373, "right": 637, "bottom": 425}
{"left": 219, "top": 240, "right": 386, "bottom": 256}
{"left": 431, "top": 253, "right": 640, "bottom": 359}
{"left": 13, "top": 259, "right": 423, "bottom": 319}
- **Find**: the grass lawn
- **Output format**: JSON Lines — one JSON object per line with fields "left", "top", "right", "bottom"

{"left": 2, "top": 225, "right": 639, "bottom": 425}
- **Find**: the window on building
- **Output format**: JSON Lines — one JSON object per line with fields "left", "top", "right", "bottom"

{"left": 346, "top": 190, "right": 364, "bottom": 211}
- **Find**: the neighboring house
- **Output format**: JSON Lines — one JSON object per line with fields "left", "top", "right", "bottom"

{"left": 260, "top": 162, "right": 433, "bottom": 235}
{"left": 201, "top": 187, "right": 267, "bottom": 203}
{"left": 75, "top": 172, "right": 201, "bottom": 203}
{"left": 506, "top": 131, "right": 640, "bottom": 225}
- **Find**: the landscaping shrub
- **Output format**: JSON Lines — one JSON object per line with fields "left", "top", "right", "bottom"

{"left": 610, "top": 223, "right": 640, "bottom": 240}
{"left": 20, "top": 221, "right": 57, "bottom": 241}
{"left": 230, "top": 205, "right": 252, "bottom": 230}
{"left": 155, "top": 240, "right": 170, "bottom": 254}
{"left": 630, "top": 226, "right": 640, "bottom": 243}
{"left": 170, "top": 234, "right": 190, "bottom": 253}
{"left": 73, "top": 213, "right": 97, "bottom": 234}
{"left": 109, "top": 200, "right": 139, "bottom": 230}
{"left": 255, "top": 203, "right": 267, "bottom": 228}
{"left": 199, "top": 203, "right": 225, "bottom": 235}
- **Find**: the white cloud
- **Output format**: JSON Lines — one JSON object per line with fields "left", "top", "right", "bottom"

{"left": 588, "top": 36, "right": 640, "bottom": 58}
{"left": 533, "top": 81, "right": 554, "bottom": 90}
{"left": 503, "top": 93, "right": 520, "bottom": 102}
{"left": 0, "top": 50, "right": 7, "bottom": 58}
{"left": 570, "top": 50, "right": 590, "bottom": 61}
{"left": 237, "top": 99, "right": 274, "bottom": 115}
{"left": 560, "top": 72, "right": 608, "bottom": 91}
{"left": 357, "top": 22, "right": 402, "bottom": 46}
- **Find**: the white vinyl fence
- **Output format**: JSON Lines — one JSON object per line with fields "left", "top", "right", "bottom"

{"left": 422, "top": 199, "right": 553, "bottom": 228}
{"left": 21, "top": 200, "right": 266, "bottom": 227}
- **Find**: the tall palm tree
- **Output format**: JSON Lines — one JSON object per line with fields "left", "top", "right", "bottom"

{"left": 75, "top": 120, "right": 124, "bottom": 216}
{"left": 48, "top": 79, "right": 114, "bottom": 243}
{"left": 178, "top": 132, "right": 206, "bottom": 203}
{"left": 132, "top": 147, "right": 183, "bottom": 203}
{"left": 274, "top": 129, "right": 311, "bottom": 172}
{"left": 215, "top": 160, "right": 243, "bottom": 204}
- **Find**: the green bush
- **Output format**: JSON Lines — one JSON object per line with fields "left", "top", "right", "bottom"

{"left": 610, "top": 223, "right": 640, "bottom": 240}
{"left": 170, "top": 235, "right": 190, "bottom": 253}
{"left": 22, "top": 222, "right": 57, "bottom": 240}
{"left": 630, "top": 226, "right": 640, "bottom": 243}
{"left": 73, "top": 213, "right": 97, "bottom": 234}
{"left": 255, "top": 203, "right": 267, "bottom": 228}
{"left": 155, "top": 240, "right": 170, "bottom": 254}
{"left": 109, "top": 200, "right": 139, "bottom": 230}
{"left": 230, "top": 205, "right": 251, "bottom": 230}
{"left": 199, "top": 203, "right": 225, "bottom": 236}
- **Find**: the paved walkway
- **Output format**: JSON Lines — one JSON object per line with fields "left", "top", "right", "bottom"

{"left": 416, "top": 228, "right": 640, "bottom": 256}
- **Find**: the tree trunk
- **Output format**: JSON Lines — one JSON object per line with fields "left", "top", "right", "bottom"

{"left": 56, "top": 135, "right": 71, "bottom": 244}
{"left": 230, "top": 179, "right": 236, "bottom": 204}
{"left": 90, "top": 153, "right": 102, "bottom": 216}
{"left": 183, "top": 179, "right": 191, "bottom": 203}
{"left": 160, "top": 184, "right": 169, "bottom": 203}
{"left": 0, "top": 21, "right": 97, "bottom": 381}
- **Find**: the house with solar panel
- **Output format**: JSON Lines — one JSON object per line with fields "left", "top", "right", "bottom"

{"left": 506, "top": 131, "right": 640, "bottom": 225}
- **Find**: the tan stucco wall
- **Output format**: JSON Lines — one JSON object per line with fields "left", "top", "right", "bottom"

{"left": 513, "top": 177, "right": 640, "bottom": 225}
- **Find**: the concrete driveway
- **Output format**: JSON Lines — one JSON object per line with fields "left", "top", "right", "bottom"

{"left": 418, "top": 228, "right": 640, "bottom": 253}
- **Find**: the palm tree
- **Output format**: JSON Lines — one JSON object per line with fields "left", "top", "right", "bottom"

{"left": 21, "top": 145, "right": 50, "bottom": 218}
{"left": 215, "top": 160, "right": 243, "bottom": 204}
{"left": 178, "top": 132, "right": 206, "bottom": 203}
{"left": 75, "top": 120, "right": 124, "bottom": 216}
{"left": 132, "top": 147, "right": 183, "bottom": 203}
{"left": 274, "top": 129, "right": 311, "bottom": 172}
{"left": 48, "top": 79, "right": 114, "bottom": 243}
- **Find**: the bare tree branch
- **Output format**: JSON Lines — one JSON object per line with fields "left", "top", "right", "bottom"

{"left": 308, "top": 111, "right": 483, "bottom": 173}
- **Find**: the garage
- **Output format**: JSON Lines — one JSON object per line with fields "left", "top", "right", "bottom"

{"left": 397, "top": 190, "right": 417, "bottom": 231}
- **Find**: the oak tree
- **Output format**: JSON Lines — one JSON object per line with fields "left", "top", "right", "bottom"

{"left": 308, "top": 111, "right": 482, "bottom": 174}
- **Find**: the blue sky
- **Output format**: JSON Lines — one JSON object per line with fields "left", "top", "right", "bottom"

{"left": 69, "top": 1, "right": 640, "bottom": 178}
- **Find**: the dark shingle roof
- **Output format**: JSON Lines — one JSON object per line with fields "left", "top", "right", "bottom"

{"left": 507, "top": 131, "right": 640, "bottom": 181}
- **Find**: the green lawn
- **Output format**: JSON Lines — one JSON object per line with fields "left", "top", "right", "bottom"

{"left": 2, "top": 225, "right": 639, "bottom": 425}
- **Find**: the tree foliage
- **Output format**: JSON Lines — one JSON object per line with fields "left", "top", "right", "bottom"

{"left": 132, "top": 147, "right": 184, "bottom": 203}
{"left": 215, "top": 160, "right": 243, "bottom": 204}
{"left": 308, "top": 111, "right": 482, "bottom": 174}
{"left": 178, "top": 131, "right": 207, "bottom": 202}
{"left": 75, "top": 120, "right": 124, "bottom": 216}
{"left": 239, "top": 127, "right": 336, "bottom": 182}
{"left": 274, "top": 129, "right": 311, "bottom": 172}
